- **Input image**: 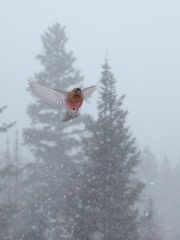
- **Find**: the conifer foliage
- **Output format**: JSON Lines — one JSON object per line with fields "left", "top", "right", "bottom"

{"left": 0, "top": 106, "right": 16, "bottom": 132}
{"left": 68, "top": 59, "right": 144, "bottom": 240}
{"left": 22, "top": 23, "right": 84, "bottom": 239}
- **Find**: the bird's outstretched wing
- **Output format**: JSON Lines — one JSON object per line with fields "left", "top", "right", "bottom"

{"left": 82, "top": 86, "right": 96, "bottom": 98}
{"left": 28, "top": 77, "right": 68, "bottom": 106}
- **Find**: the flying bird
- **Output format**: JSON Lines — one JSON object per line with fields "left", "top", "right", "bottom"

{"left": 28, "top": 77, "right": 96, "bottom": 122}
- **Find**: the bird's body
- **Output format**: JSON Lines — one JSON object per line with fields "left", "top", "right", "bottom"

{"left": 66, "top": 89, "right": 83, "bottom": 112}
{"left": 63, "top": 88, "right": 84, "bottom": 121}
{"left": 28, "top": 78, "right": 95, "bottom": 122}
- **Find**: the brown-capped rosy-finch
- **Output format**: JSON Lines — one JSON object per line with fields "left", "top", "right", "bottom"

{"left": 28, "top": 77, "right": 96, "bottom": 122}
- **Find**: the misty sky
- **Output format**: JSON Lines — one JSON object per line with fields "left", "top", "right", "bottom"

{"left": 0, "top": 0, "right": 180, "bottom": 163}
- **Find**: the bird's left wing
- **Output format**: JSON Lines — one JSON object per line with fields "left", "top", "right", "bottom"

{"left": 82, "top": 86, "right": 96, "bottom": 98}
{"left": 28, "top": 77, "right": 68, "bottom": 106}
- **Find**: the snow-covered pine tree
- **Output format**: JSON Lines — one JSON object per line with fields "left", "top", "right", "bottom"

{"left": 67, "top": 59, "right": 144, "bottom": 240}
{"left": 22, "top": 23, "right": 84, "bottom": 239}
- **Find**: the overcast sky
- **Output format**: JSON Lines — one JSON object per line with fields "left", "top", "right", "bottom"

{"left": 0, "top": 0, "right": 180, "bottom": 164}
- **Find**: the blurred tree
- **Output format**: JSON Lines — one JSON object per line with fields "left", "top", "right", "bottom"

{"left": 22, "top": 23, "right": 84, "bottom": 239}
{"left": 137, "top": 146, "right": 159, "bottom": 210}
{"left": 138, "top": 146, "right": 158, "bottom": 188}
{"left": 13, "top": 130, "right": 21, "bottom": 204}
{"left": 140, "top": 198, "right": 163, "bottom": 240}
{"left": 0, "top": 106, "right": 15, "bottom": 132}
{"left": 0, "top": 134, "right": 22, "bottom": 240}
{"left": 0, "top": 108, "right": 17, "bottom": 240}
{"left": 67, "top": 59, "right": 144, "bottom": 240}
{"left": 158, "top": 157, "right": 174, "bottom": 240}
{"left": 172, "top": 159, "right": 180, "bottom": 240}
{"left": 4, "top": 138, "right": 12, "bottom": 204}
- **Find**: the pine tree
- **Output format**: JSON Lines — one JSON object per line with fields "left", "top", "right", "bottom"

{"left": 157, "top": 157, "right": 174, "bottom": 240}
{"left": 4, "top": 138, "right": 12, "bottom": 204}
{"left": 137, "top": 147, "right": 159, "bottom": 210}
{"left": 13, "top": 130, "right": 20, "bottom": 204}
{"left": 0, "top": 106, "right": 16, "bottom": 132}
{"left": 137, "top": 147, "right": 165, "bottom": 239}
{"left": 140, "top": 198, "right": 163, "bottom": 240}
{"left": 0, "top": 107, "right": 17, "bottom": 239}
{"left": 22, "top": 23, "right": 84, "bottom": 239}
{"left": 138, "top": 146, "right": 158, "bottom": 187}
{"left": 67, "top": 59, "right": 144, "bottom": 240}
{"left": 172, "top": 159, "right": 180, "bottom": 239}
{"left": 0, "top": 137, "right": 20, "bottom": 240}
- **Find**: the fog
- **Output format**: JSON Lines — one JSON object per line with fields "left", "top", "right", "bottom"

{"left": 0, "top": 1, "right": 180, "bottom": 239}
{"left": 0, "top": 0, "right": 180, "bottom": 162}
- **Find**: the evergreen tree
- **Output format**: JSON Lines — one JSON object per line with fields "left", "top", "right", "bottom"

{"left": 158, "top": 157, "right": 174, "bottom": 240}
{"left": 172, "top": 159, "right": 180, "bottom": 239}
{"left": 0, "top": 107, "right": 17, "bottom": 239}
{"left": 140, "top": 198, "right": 163, "bottom": 240}
{"left": 4, "top": 138, "right": 12, "bottom": 204}
{"left": 0, "top": 136, "right": 21, "bottom": 240}
{"left": 0, "top": 106, "right": 15, "bottom": 132}
{"left": 137, "top": 147, "right": 159, "bottom": 211}
{"left": 22, "top": 23, "right": 84, "bottom": 239}
{"left": 67, "top": 59, "right": 144, "bottom": 240}
{"left": 138, "top": 146, "right": 158, "bottom": 188}
{"left": 13, "top": 130, "right": 21, "bottom": 204}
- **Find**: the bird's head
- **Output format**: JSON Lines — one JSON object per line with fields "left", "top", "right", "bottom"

{"left": 75, "top": 88, "right": 81, "bottom": 95}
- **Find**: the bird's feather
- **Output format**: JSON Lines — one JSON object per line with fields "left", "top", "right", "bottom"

{"left": 28, "top": 77, "right": 68, "bottom": 106}
{"left": 82, "top": 86, "right": 96, "bottom": 98}
{"left": 62, "top": 111, "right": 80, "bottom": 122}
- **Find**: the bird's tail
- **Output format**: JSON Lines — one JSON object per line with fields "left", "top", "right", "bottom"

{"left": 62, "top": 111, "right": 80, "bottom": 122}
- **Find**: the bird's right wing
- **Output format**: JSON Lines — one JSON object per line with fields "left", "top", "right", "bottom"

{"left": 28, "top": 77, "right": 68, "bottom": 106}
{"left": 82, "top": 85, "right": 96, "bottom": 98}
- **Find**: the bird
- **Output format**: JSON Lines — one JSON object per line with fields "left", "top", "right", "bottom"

{"left": 28, "top": 77, "right": 96, "bottom": 122}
